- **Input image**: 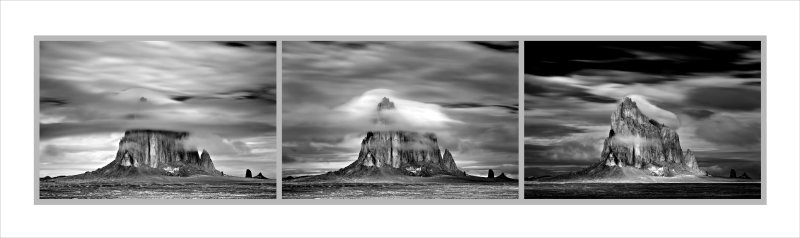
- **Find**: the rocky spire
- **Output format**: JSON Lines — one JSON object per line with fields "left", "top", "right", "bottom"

{"left": 683, "top": 149, "right": 703, "bottom": 174}
{"left": 245, "top": 169, "right": 253, "bottom": 178}
{"left": 496, "top": 172, "right": 511, "bottom": 180}
{"left": 377, "top": 97, "right": 396, "bottom": 111}
{"left": 253, "top": 172, "right": 267, "bottom": 179}
{"left": 199, "top": 149, "right": 215, "bottom": 171}
{"left": 488, "top": 169, "right": 495, "bottom": 178}
{"left": 597, "top": 96, "right": 705, "bottom": 175}
{"left": 376, "top": 97, "right": 396, "bottom": 126}
{"left": 441, "top": 149, "right": 459, "bottom": 173}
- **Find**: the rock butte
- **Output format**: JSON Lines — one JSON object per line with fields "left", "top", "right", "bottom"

{"left": 551, "top": 96, "right": 707, "bottom": 180}
{"left": 333, "top": 130, "right": 464, "bottom": 177}
{"left": 78, "top": 129, "right": 222, "bottom": 178}
{"left": 321, "top": 97, "right": 465, "bottom": 178}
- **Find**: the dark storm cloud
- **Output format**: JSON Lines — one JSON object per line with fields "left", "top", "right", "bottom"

{"left": 524, "top": 41, "right": 762, "bottom": 178}
{"left": 283, "top": 41, "right": 518, "bottom": 176}
{"left": 41, "top": 97, "right": 68, "bottom": 106}
{"left": 525, "top": 41, "right": 761, "bottom": 79}
{"left": 694, "top": 115, "right": 761, "bottom": 146}
{"left": 311, "top": 41, "right": 377, "bottom": 49}
{"left": 470, "top": 41, "right": 519, "bottom": 53}
{"left": 682, "top": 109, "right": 716, "bottom": 120}
{"left": 524, "top": 142, "right": 600, "bottom": 166}
{"left": 525, "top": 123, "right": 587, "bottom": 138}
{"left": 524, "top": 77, "right": 618, "bottom": 104}
{"left": 282, "top": 153, "right": 299, "bottom": 163}
{"left": 438, "top": 102, "right": 519, "bottom": 113}
{"left": 571, "top": 69, "right": 676, "bottom": 85}
{"left": 569, "top": 92, "right": 619, "bottom": 104}
{"left": 687, "top": 87, "right": 761, "bottom": 111}
{"left": 39, "top": 41, "right": 277, "bottom": 178}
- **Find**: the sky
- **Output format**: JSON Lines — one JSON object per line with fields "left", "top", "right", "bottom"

{"left": 524, "top": 41, "right": 762, "bottom": 179}
{"left": 282, "top": 41, "right": 519, "bottom": 178}
{"left": 39, "top": 41, "right": 277, "bottom": 178}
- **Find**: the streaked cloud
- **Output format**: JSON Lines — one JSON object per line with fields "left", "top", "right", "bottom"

{"left": 283, "top": 41, "right": 519, "bottom": 178}
{"left": 524, "top": 41, "right": 762, "bottom": 178}
{"left": 39, "top": 41, "right": 277, "bottom": 178}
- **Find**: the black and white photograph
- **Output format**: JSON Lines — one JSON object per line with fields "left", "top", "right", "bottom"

{"left": 281, "top": 41, "right": 519, "bottom": 199}
{"left": 524, "top": 41, "right": 762, "bottom": 199}
{"left": 38, "top": 41, "right": 277, "bottom": 199}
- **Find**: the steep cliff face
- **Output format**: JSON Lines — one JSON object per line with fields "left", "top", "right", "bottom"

{"left": 335, "top": 130, "right": 464, "bottom": 177}
{"left": 600, "top": 97, "right": 686, "bottom": 168}
{"left": 590, "top": 96, "right": 706, "bottom": 177}
{"left": 89, "top": 129, "right": 222, "bottom": 177}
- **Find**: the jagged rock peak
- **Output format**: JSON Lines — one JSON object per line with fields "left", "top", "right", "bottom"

{"left": 496, "top": 172, "right": 511, "bottom": 180}
{"left": 597, "top": 97, "right": 705, "bottom": 176}
{"left": 245, "top": 169, "right": 253, "bottom": 178}
{"left": 488, "top": 169, "right": 495, "bottom": 178}
{"left": 253, "top": 172, "right": 267, "bottom": 179}
{"left": 441, "top": 149, "right": 459, "bottom": 174}
{"left": 377, "top": 97, "right": 396, "bottom": 111}
{"left": 683, "top": 149, "right": 701, "bottom": 171}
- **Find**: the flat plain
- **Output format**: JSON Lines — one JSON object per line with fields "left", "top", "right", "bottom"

{"left": 524, "top": 182, "right": 761, "bottom": 199}
{"left": 39, "top": 176, "right": 276, "bottom": 199}
{"left": 283, "top": 175, "right": 518, "bottom": 199}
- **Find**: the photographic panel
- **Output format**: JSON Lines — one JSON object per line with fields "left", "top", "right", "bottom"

{"left": 523, "top": 41, "right": 762, "bottom": 199}
{"left": 281, "top": 41, "right": 520, "bottom": 199}
{"left": 38, "top": 41, "right": 278, "bottom": 199}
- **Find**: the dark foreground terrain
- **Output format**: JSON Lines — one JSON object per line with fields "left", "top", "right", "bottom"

{"left": 283, "top": 175, "right": 517, "bottom": 199}
{"left": 524, "top": 182, "right": 761, "bottom": 199}
{"left": 40, "top": 176, "right": 276, "bottom": 199}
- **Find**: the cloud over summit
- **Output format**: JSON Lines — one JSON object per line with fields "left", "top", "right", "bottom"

{"left": 283, "top": 41, "right": 519, "bottom": 178}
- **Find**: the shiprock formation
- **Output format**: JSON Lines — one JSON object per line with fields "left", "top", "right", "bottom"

{"left": 316, "top": 97, "right": 466, "bottom": 179}
{"left": 332, "top": 130, "right": 464, "bottom": 177}
{"left": 76, "top": 129, "right": 222, "bottom": 178}
{"left": 547, "top": 96, "right": 708, "bottom": 181}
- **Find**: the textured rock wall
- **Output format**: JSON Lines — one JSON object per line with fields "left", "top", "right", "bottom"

{"left": 599, "top": 97, "right": 705, "bottom": 175}
{"left": 105, "top": 129, "right": 221, "bottom": 176}
{"left": 342, "top": 130, "right": 463, "bottom": 176}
